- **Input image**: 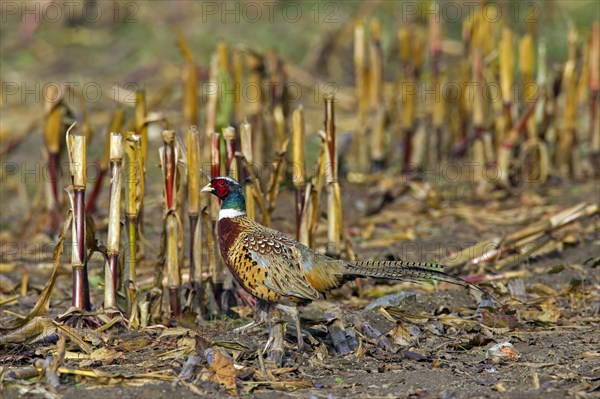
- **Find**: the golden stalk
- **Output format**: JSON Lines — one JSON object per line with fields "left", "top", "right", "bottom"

{"left": 223, "top": 126, "right": 238, "bottom": 180}
{"left": 246, "top": 51, "right": 266, "bottom": 183}
{"left": 175, "top": 27, "right": 199, "bottom": 127}
{"left": 124, "top": 133, "right": 144, "bottom": 322}
{"left": 159, "top": 130, "right": 182, "bottom": 317}
{"left": 104, "top": 133, "right": 123, "bottom": 311}
{"left": 369, "top": 19, "right": 385, "bottom": 171}
{"left": 471, "top": 50, "right": 485, "bottom": 184}
{"left": 232, "top": 49, "right": 244, "bottom": 126}
{"left": 499, "top": 27, "right": 514, "bottom": 136}
{"left": 429, "top": 6, "right": 444, "bottom": 161}
{"left": 186, "top": 126, "right": 203, "bottom": 309}
{"left": 265, "top": 137, "right": 290, "bottom": 226}
{"left": 292, "top": 106, "right": 306, "bottom": 240}
{"left": 208, "top": 131, "right": 225, "bottom": 299}
{"left": 43, "top": 85, "right": 66, "bottom": 234}
{"left": 559, "top": 27, "right": 579, "bottom": 178}
{"left": 354, "top": 20, "right": 367, "bottom": 120}
{"left": 135, "top": 90, "right": 148, "bottom": 162}
{"left": 324, "top": 95, "right": 342, "bottom": 257}
{"left": 206, "top": 55, "right": 218, "bottom": 139}
{"left": 66, "top": 124, "right": 90, "bottom": 311}
{"left": 588, "top": 23, "right": 600, "bottom": 165}
{"left": 240, "top": 120, "right": 256, "bottom": 221}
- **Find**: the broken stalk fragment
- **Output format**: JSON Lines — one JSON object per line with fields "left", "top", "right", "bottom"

{"left": 66, "top": 126, "right": 91, "bottom": 311}
{"left": 104, "top": 133, "right": 123, "bottom": 311}
{"left": 160, "top": 130, "right": 182, "bottom": 317}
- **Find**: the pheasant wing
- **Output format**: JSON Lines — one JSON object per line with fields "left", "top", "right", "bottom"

{"left": 243, "top": 229, "right": 320, "bottom": 302}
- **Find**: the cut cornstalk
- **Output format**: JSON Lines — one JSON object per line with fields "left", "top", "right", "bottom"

{"left": 292, "top": 106, "right": 306, "bottom": 240}
{"left": 175, "top": 27, "right": 199, "bottom": 127}
{"left": 86, "top": 107, "right": 124, "bottom": 213}
{"left": 499, "top": 27, "right": 514, "bottom": 143}
{"left": 369, "top": 19, "right": 386, "bottom": 172}
{"left": 232, "top": 49, "right": 244, "bottom": 126}
{"left": 104, "top": 133, "right": 123, "bottom": 311}
{"left": 498, "top": 97, "right": 540, "bottom": 185}
{"left": 208, "top": 131, "right": 225, "bottom": 307}
{"left": 66, "top": 124, "right": 90, "bottom": 311}
{"left": 471, "top": 50, "right": 486, "bottom": 184}
{"left": 588, "top": 23, "right": 599, "bottom": 169}
{"left": 353, "top": 20, "right": 369, "bottom": 173}
{"left": 223, "top": 126, "right": 238, "bottom": 179}
{"left": 265, "top": 137, "right": 290, "bottom": 227}
{"left": 159, "top": 130, "right": 182, "bottom": 317}
{"left": 240, "top": 120, "right": 257, "bottom": 221}
{"left": 429, "top": 6, "right": 444, "bottom": 161}
{"left": 268, "top": 49, "right": 287, "bottom": 151}
{"left": 186, "top": 126, "right": 203, "bottom": 311}
{"left": 135, "top": 90, "right": 148, "bottom": 163}
{"left": 558, "top": 27, "right": 579, "bottom": 178}
{"left": 124, "top": 133, "right": 144, "bottom": 323}
{"left": 521, "top": 39, "right": 549, "bottom": 185}
{"left": 324, "top": 95, "right": 342, "bottom": 258}
{"left": 43, "top": 85, "right": 67, "bottom": 234}
{"left": 246, "top": 51, "right": 266, "bottom": 185}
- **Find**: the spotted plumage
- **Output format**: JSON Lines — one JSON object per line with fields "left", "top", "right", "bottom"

{"left": 201, "top": 177, "right": 487, "bottom": 307}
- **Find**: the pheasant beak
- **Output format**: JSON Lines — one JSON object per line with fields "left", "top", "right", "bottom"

{"left": 200, "top": 182, "right": 214, "bottom": 194}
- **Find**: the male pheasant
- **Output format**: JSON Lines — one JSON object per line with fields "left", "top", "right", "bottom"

{"left": 202, "top": 177, "right": 488, "bottom": 356}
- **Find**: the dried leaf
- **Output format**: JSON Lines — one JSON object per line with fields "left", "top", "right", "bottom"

{"left": 205, "top": 348, "right": 238, "bottom": 394}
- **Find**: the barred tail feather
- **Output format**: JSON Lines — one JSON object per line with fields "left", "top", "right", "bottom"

{"left": 344, "top": 260, "right": 481, "bottom": 292}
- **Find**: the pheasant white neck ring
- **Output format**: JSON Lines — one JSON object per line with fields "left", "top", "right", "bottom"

{"left": 218, "top": 208, "right": 246, "bottom": 220}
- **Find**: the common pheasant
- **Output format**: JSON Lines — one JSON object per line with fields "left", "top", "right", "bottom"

{"left": 202, "top": 176, "right": 489, "bottom": 358}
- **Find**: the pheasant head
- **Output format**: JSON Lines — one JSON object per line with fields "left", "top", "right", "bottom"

{"left": 201, "top": 176, "right": 246, "bottom": 219}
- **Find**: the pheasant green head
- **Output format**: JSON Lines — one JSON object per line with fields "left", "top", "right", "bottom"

{"left": 201, "top": 177, "right": 246, "bottom": 218}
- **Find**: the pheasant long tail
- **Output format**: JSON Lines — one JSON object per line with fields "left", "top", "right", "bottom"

{"left": 344, "top": 260, "right": 489, "bottom": 296}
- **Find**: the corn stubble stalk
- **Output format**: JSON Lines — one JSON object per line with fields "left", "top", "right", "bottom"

{"left": 124, "top": 133, "right": 144, "bottom": 324}
{"left": 353, "top": 20, "right": 369, "bottom": 174}
{"left": 186, "top": 126, "right": 203, "bottom": 312}
{"left": 159, "top": 130, "right": 183, "bottom": 317}
{"left": 369, "top": 19, "right": 386, "bottom": 172}
{"left": 324, "top": 96, "right": 342, "bottom": 258}
{"left": 588, "top": 23, "right": 600, "bottom": 171}
{"left": 66, "top": 124, "right": 91, "bottom": 311}
{"left": 104, "top": 133, "right": 123, "bottom": 311}
{"left": 208, "top": 131, "right": 225, "bottom": 311}
{"left": 175, "top": 27, "right": 199, "bottom": 127}
{"left": 43, "top": 85, "right": 67, "bottom": 234}
{"left": 292, "top": 106, "right": 306, "bottom": 240}
{"left": 559, "top": 27, "right": 579, "bottom": 178}
{"left": 240, "top": 120, "right": 257, "bottom": 221}
{"left": 429, "top": 6, "right": 444, "bottom": 162}
{"left": 520, "top": 36, "right": 549, "bottom": 185}
{"left": 222, "top": 126, "right": 237, "bottom": 309}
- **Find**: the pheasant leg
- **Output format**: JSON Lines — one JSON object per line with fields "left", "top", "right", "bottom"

{"left": 276, "top": 304, "right": 304, "bottom": 351}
